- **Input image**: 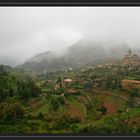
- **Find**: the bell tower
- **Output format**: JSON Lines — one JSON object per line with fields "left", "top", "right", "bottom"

{"left": 128, "top": 48, "right": 132, "bottom": 55}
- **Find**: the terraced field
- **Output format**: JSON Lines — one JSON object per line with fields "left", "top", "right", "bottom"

{"left": 23, "top": 87, "right": 129, "bottom": 124}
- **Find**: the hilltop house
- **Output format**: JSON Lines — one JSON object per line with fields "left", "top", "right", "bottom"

{"left": 64, "top": 78, "right": 73, "bottom": 87}
{"left": 54, "top": 77, "right": 73, "bottom": 90}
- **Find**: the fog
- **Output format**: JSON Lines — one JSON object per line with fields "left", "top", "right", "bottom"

{"left": 1, "top": 7, "right": 140, "bottom": 66}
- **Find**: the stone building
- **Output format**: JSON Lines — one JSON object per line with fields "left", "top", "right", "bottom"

{"left": 54, "top": 77, "right": 73, "bottom": 90}
{"left": 97, "top": 49, "right": 140, "bottom": 68}
{"left": 121, "top": 79, "right": 140, "bottom": 90}
{"left": 122, "top": 49, "right": 140, "bottom": 66}
{"left": 64, "top": 78, "right": 73, "bottom": 87}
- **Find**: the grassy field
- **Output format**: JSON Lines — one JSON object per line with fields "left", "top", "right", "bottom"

{"left": 63, "top": 99, "right": 87, "bottom": 121}
{"left": 28, "top": 103, "right": 50, "bottom": 116}
{"left": 128, "top": 107, "right": 140, "bottom": 117}
{"left": 125, "top": 75, "right": 140, "bottom": 80}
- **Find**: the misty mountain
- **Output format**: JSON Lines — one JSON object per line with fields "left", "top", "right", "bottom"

{"left": 18, "top": 40, "right": 138, "bottom": 73}
{"left": 27, "top": 51, "right": 56, "bottom": 63}
{"left": 17, "top": 51, "right": 69, "bottom": 72}
{"left": 64, "top": 40, "right": 107, "bottom": 64}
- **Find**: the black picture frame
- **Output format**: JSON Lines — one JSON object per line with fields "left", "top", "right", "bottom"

{"left": 0, "top": 1, "right": 140, "bottom": 140}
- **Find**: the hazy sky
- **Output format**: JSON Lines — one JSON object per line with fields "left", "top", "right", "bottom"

{"left": 1, "top": 7, "right": 140, "bottom": 66}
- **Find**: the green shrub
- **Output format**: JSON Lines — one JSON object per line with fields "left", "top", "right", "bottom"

{"left": 50, "top": 97, "right": 59, "bottom": 111}
{"left": 58, "top": 97, "right": 65, "bottom": 105}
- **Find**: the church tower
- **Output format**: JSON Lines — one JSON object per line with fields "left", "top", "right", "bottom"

{"left": 122, "top": 48, "right": 140, "bottom": 66}
{"left": 128, "top": 48, "right": 132, "bottom": 55}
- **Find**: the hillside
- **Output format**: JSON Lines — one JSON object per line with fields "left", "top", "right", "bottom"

{"left": 17, "top": 40, "right": 133, "bottom": 72}
{"left": 1, "top": 57, "right": 140, "bottom": 134}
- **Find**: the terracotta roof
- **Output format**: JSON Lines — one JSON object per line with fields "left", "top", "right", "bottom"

{"left": 64, "top": 79, "right": 73, "bottom": 82}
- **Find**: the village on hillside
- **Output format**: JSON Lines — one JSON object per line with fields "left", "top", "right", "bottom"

{"left": 96, "top": 49, "right": 140, "bottom": 90}
{"left": 33, "top": 49, "right": 140, "bottom": 100}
